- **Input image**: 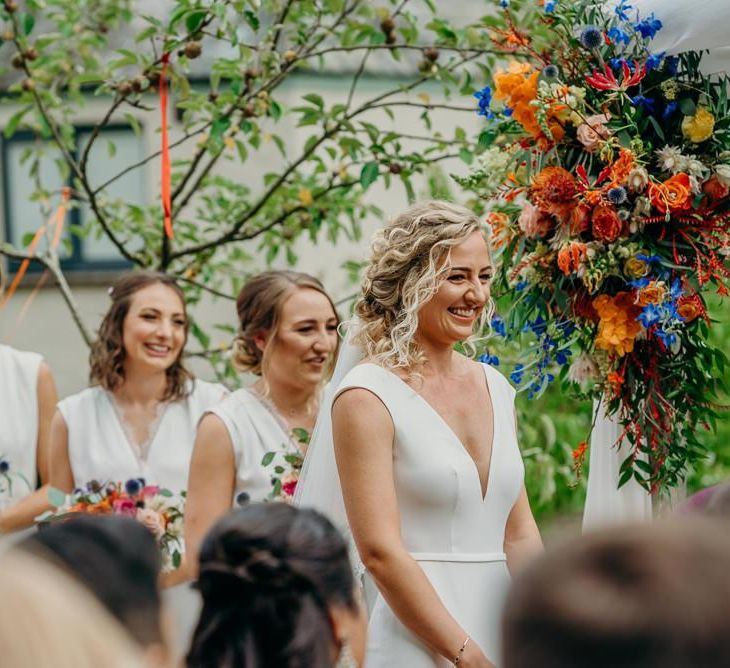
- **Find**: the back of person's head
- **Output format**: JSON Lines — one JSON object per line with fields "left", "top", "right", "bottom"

{"left": 187, "top": 503, "right": 364, "bottom": 668}
{"left": 22, "top": 514, "right": 163, "bottom": 649}
{"left": 502, "top": 518, "right": 730, "bottom": 668}
{"left": 0, "top": 549, "right": 144, "bottom": 668}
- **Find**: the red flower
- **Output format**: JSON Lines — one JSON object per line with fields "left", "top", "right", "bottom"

{"left": 112, "top": 498, "right": 137, "bottom": 517}
{"left": 585, "top": 61, "right": 646, "bottom": 91}
{"left": 591, "top": 205, "right": 623, "bottom": 242}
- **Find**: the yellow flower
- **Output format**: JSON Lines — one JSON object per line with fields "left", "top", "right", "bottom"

{"left": 298, "top": 187, "right": 313, "bottom": 207}
{"left": 623, "top": 256, "right": 649, "bottom": 279}
{"left": 593, "top": 292, "right": 642, "bottom": 357}
{"left": 681, "top": 107, "right": 715, "bottom": 143}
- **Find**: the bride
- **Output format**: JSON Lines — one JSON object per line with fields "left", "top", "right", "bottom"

{"left": 298, "top": 201, "right": 543, "bottom": 667}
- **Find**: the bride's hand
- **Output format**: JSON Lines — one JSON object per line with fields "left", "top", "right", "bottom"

{"left": 456, "top": 640, "right": 496, "bottom": 668}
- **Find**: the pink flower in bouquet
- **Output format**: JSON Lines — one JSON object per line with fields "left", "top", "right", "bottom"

{"left": 136, "top": 508, "right": 166, "bottom": 539}
{"left": 518, "top": 201, "right": 553, "bottom": 238}
{"left": 142, "top": 485, "right": 161, "bottom": 497}
{"left": 576, "top": 114, "right": 611, "bottom": 152}
{"left": 281, "top": 473, "right": 298, "bottom": 498}
{"left": 112, "top": 498, "right": 137, "bottom": 516}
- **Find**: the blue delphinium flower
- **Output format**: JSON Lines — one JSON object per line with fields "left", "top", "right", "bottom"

{"left": 662, "top": 101, "right": 678, "bottom": 119}
{"left": 631, "top": 95, "right": 656, "bottom": 113}
{"left": 499, "top": 0, "right": 510, "bottom": 7}
{"left": 607, "top": 26, "right": 631, "bottom": 45}
{"left": 510, "top": 363, "right": 524, "bottom": 384}
{"left": 614, "top": 0, "right": 633, "bottom": 21}
{"left": 478, "top": 353, "right": 500, "bottom": 366}
{"left": 544, "top": 0, "right": 556, "bottom": 12}
{"left": 665, "top": 55, "right": 679, "bottom": 75}
{"left": 473, "top": 85, "right": 493, "bottom": 118}
{"left": 645, "top": 51, "right": 665, "bottom": 71}
{"left": 491, "top": 315, "right": 507, "bottom": 337}
{"left": 515, "top": 280, "right": 529, "bottom": 291}
{"left": 579, "top": 25, "right": 603, "bottom": 50}
{"left": 669, "top": 277, "right": 683, "bottom": 300}
{"left": 236, "top": 491, "right": 251, "bottom": 506}
{"left": 636, "top": 253, "right": 661, "bottom": 265}
{"left": 125, "top": 478, "right": 142, "bottom": 496}
{"left": 555, "top": 348, "right": 572, "bottom": 365}
{"left": 607, "top": 186, "right": 628, "bottom": 205}
{"left": 503, "top": 107, "right": 513, "bottom": 117}
{"left": 638, "top": 303, "right": 662, "bottom": 328}
{"left": 656, "top": 328, "right": 677, "bottom": 348}
{"left": 634, "top": 13, "right": 662, "bottom": 40}
{"left": 629, "top": 277, "right": 651, "bottom": 289}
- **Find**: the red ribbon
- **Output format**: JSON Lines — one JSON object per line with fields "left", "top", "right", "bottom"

{"left": 160, "top": 53, "right": 173, "bottom": 239}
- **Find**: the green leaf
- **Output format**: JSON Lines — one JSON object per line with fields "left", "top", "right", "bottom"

{"left": 124, "top": 113, "right": 142, "bottom": 137}
{"left": 190, "top": 321, "right": 210, "bottom": 349}
{"left": 22, "top": 13, "right": 35, "bottom": 35}
{"left": 458, "top": 148, "right": 473, "bottom": 165}
{"left": 679, "top": 97, "right": 696, "bottom": 116}
{"left": 292, "top": 427, "right": 310, "bottom": 444}
{"left": 360, "top": 161, "right": 379, "bottom": 190}
{"left": 107, "top": 140, "right": 117, "bottom": 158}
{"left": 173, "top": 551, "right": 182, "bottom": 568}
{"left": 303, "top": 93, "right": 324, "bottom": 109}
{"left": 3, "top": 105, "right": 32, "bottom": 138}
{"left": 261, "top": 452, "right": 275, "bottom": 467}
{"left": 243, "top": 10, "right": 260, "bottom": 31}
{"left": 647, "top": 116, "right": 665, "bottom": 141}
{"left": 185, "top": 10, "right": 208, "bottom": 34}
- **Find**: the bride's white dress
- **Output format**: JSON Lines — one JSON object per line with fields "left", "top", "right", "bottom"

{"left": 335, "top": 362, "right": 524, "bottom": 667}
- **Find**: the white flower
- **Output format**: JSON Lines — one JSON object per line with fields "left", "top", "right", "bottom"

{"left": 167, "top": 516, "right": 184, "bottom": 538}
{"left": 567, "top": 353, "right": 599, "bottom": 384}
{"left": 656, "top": 146, "right": 684, "bottom": 173}
{"left": 627, "top": 167, "right": 649, "bottom": 192}
{"left": 136, "top": 508, "right": 166, "bottom": 539}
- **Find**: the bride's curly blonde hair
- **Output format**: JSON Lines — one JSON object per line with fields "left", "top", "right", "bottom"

{"left": 353, "top": 200, "right": 492, "bottom": 372}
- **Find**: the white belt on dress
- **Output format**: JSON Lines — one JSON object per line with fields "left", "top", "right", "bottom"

{"left": 410, "top": 551, "right": 506, "bottom": 563}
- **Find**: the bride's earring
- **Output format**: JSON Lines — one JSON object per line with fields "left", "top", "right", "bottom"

{"left": 335, "top": 638, "right": 358, "bottom": 668}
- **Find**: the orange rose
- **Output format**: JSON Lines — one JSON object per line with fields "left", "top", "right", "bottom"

{"left": 591, "top": 205, "right": 623, "bottom": 242}
{"left": 635, "top": 281, "right": 667, "bottom": 306}
{"left": 676, "top": 294, "right": 704, "bottom": 322}
{"left": 648, "top": 173, "right": 693, "bottom": 213}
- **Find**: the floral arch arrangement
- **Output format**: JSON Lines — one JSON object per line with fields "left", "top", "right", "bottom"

{"left": 460, "top": 0, "right": 729, "bottom": 493}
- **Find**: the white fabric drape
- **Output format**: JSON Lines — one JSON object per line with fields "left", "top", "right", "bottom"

{"left": 582, "top": 400, "right": 652, "bottom": 531}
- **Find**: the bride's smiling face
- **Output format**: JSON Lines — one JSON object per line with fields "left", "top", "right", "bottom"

{"left": 416, "top": 231, "right": 493, "bottom": 346}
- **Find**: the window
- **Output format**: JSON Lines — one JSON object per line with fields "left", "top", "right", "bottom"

{"left": 2, "top": 124, "right": 146, "bottom": 272}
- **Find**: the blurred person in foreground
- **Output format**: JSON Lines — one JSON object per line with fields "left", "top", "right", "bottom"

{"left": 187, "top": 503, "right": 367, "bottom": 668}
{"left": 22, "top": 514, "right": 171, "bottom": 667}
{"left": 0, "top": 548, "right": 144, "bottom": 667}
{"left": 502, "top": 518, "right": 730, "bottom": 668}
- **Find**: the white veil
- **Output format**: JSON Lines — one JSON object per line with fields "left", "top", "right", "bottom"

{"left": 294, "top": 320, "right": 365, "bottom": 557}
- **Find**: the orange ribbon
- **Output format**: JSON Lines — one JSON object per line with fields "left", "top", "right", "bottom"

{"left": 160, "top": 52, "right": 173, "bottom": 239}
{"left": 0, "top": 186, "right": 70, "bottom": 310}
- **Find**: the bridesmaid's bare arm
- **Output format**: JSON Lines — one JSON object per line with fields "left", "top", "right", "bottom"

{"left": 48, "top": 410, "right": 75, "bottom": 493}
{"left": 333, "top": 388, "right": 494, "bottom": 668}
{"left": 184, "top": 413, "right": 236, "bottom": 576}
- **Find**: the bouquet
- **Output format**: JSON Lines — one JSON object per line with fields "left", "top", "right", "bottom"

{"left": 459, "top": 0, "right": 729, "bottom": 492}
{"left": 261, "top": 428, "right": 309, "bottom": 503}
{"left": 40, "top": 479, "right": 185, "bottom": 572}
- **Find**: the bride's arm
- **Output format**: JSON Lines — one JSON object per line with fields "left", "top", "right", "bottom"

{"left": 333, "top": 388, "right": 494, "bottom": 668}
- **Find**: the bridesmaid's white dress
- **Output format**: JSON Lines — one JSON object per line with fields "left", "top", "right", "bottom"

{"left": 335, "top": 362, "right": 524, "bottom": 667}
{"left": 0, "top": 344, "right": 42, "bottom": 506}
{"left": 204, "top": 387, "right": 298, "bottom": 505}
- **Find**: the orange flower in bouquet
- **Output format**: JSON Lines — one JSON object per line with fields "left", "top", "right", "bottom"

{"left": 593, "top": 292, "right": 642, "bottom": 356}
{"left": 609, "top": 148, "right": 636, "bottom": 186}
{"left": 648, "top": 173, "right": 693, "bottom": 213}
{"left": 530, "top": 166, "right": 577, "bottom": 220}
{"left": 676, "top": 294, "right": 705, "bottom": 322}
{"left": 635, "top": 281, "right": 667, "bottom": 306}
{"left": 591, "top": 205, "right": 623, "bottom": 242}
{"left": 557, "top": 241, "right": 587, "bottom": 275}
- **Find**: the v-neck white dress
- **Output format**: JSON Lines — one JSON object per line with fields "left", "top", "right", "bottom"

{"left": 335, "top": 362, "right": 524, "bottom": 667}
{"left": 204, "top": 387, "right": 299, "bottom": 505}
{"left": 58, "top": 380, "right": 226, "bottom": 494}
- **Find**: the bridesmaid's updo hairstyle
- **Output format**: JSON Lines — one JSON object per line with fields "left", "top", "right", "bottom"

{"left": 89, "top": 271, "right": 192, "bottom": 401}
{"left": 231, "top": 270, "right": 339, "bottom": 377}
{"left": 354, "top": 200, "right": 492, "bottom": 371}
{"left": 187, "top": 503, "right": 357, "bottom": 668}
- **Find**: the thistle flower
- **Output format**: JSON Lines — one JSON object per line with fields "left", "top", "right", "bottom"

{"left": 579, "top": 26, "right": 603, "bottom": 50}
{"left": 542, "top": 64, "right": 559, "bottom": 80}
{"left": 607, "top": 186, "right": 628, "bottom": 205}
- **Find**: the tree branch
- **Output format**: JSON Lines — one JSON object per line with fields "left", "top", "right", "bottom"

{"left": 79, "top": 95, "right": 124, "bottom": 175}
{"left": 175, "top": 275, "right": 235, "bottom": 300}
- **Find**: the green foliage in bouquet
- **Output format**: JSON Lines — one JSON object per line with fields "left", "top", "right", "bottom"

{"left": 460, "top": 0, "right": 729, "bottom": 494}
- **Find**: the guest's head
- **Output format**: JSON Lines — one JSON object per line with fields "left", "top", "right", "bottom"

{"left": 502, "top": 518, "right": 730, "bottom": 668}
{"left": 232, "top": 270, "right": 339, "bottom": 392}
{"left": 187, "top": 503, "right": 366, "bottom": 668}
{"left": 0, "top": 549, "right": 144, "bottom": 667}
{"left": 89, "top": 270, "right": 191, "bottom": 400}
{"left": 354, "top": 200, "right": 492, "bottom": 370}
{"left": 22, "top": 514, "right": 166, "bottom": 657}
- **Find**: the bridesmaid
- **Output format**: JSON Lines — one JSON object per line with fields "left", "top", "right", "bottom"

{"left": 184, "top": 270, "right": 339, "bottom": 566}
{"left": 49, "top": 271, "right": 225, "bottom": 528}
{"left": 0, "top": 345, "right": 57, "bottom": 533}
